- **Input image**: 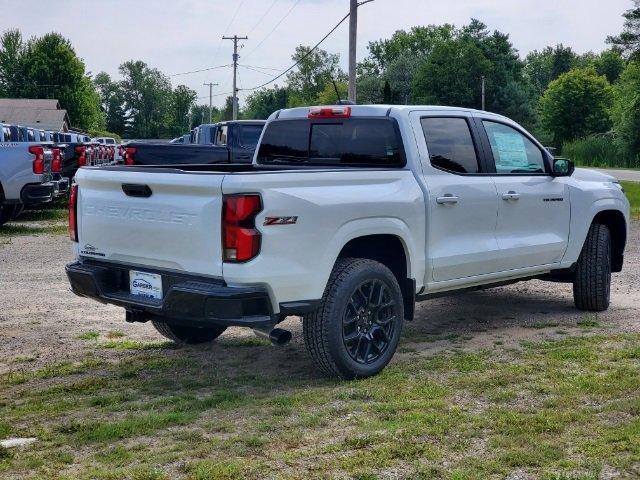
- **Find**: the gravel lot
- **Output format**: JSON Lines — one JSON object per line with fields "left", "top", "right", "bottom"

{"left": 0, "top": 222, "right": 638, "bottom": 375}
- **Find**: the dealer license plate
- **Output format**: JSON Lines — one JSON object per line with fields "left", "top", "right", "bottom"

{"left": 129, "top": 270, "right": 163, "bottom": 300}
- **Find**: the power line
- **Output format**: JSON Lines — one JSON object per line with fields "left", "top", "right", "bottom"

{"left": 244, "top": 0, "right": 302, "bottom": 59}
{"left": 239, "top": 64, "right": 278, "bottom": 76}
{"left": 248, "top": 0, "right": 280, "bottom": 34}
{"left": 169, "top": 64, "right": 231, "bottom": 77}
{"left": 239, "top": 7, "right": 352, "bottom": 92}
{"left": 213, "top": 0, "right": 247, "bottom": 59}
{"left": 239, "top": 64, "right": 282, "bottom": 72}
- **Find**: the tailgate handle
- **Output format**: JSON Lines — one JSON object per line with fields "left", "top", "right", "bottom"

{"left": 122, "top": 184, "right": 152, "bottom": 198}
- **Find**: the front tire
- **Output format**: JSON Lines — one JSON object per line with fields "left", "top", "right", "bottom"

{"left": 152, "top": 321, "right": 227, "bottom": 344}
{"left": 573, "top": 223, "right": 611, "bottom": 312}
{"left": 303, "top": 258, "right": 404, "bottom": 380}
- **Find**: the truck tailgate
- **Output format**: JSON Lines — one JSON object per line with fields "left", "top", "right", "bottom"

{"left": 75, "top": 168, "right": 225, "bottom": 277}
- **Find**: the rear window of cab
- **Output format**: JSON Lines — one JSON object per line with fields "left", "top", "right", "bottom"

{"left": 257, "top": 118, "right": 405, "bottom": 167}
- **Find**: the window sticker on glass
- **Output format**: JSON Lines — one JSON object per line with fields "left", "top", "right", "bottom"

{"left": 493, "top": 132, "right": 528, "bottom": 169}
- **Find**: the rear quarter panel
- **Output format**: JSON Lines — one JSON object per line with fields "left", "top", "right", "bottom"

{"left": 0, "top": 143, "right": 48, "bottom": 201}
{"left": 221, "top": 169, "right": 425, "bottom": 307}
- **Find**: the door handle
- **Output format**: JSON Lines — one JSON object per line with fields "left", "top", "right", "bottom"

{"left": 502, "top": 191, "right": 521, "bottom": 201}
{"left": 436, "top": 194, "right": 459, "bottom": 205}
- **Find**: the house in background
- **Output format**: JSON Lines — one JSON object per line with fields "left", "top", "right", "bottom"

{"left": 0, "top": 98, "right": 70, "bottom": 131}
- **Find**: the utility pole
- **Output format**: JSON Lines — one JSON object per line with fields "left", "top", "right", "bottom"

{"left": 223, "top": 35, "right": 248, "bottom": 120}
{"left": 348, "top": 0, "right": 358, "bottom": 103}
{"left": 347, "top": 0, "right": 374, "bottom": 104}
{"left": 203, "top": 82, "right": 219, "bottom": 123}
{"left": 481, "top": 75, "right": 486, "bottom": 111}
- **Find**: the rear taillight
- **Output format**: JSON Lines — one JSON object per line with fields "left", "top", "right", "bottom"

{"left": 222, "top": 194, "right": 262, "bottom": 262}
{"left": 308, "top": 106, "right": 352, "bottom": 119}
{"left": 125, "top": 147, "right": 137, "bottom": 166}
{"left": 69, "top": 183, "right": 78, "bottom": 242}
{"left": 75, "top": 145, "right": 87, "bottom": 166}
{"left": 51, "top": 148, "right": 62, "bottom": 173}
{"left": 29, "top": 145, "right": 45, "bottom": 174}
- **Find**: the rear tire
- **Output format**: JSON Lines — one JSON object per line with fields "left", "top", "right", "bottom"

{"left": 303, "top": 258, "right": 404, "bottom": 380}
{"left": 152, "top": 321, "right": 227, "bottom": 344}
{"left": 0, "top": 205, "right": 13, "bottom": 226}
{"left": 573, "top": 223, "right": 611, "bottom": 312}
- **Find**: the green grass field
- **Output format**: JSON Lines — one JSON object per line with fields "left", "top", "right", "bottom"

{"left": 1, "top": 331, "right": 638, "bottom": 479}
{"left": 621, "top": 181, "right": 640, "bottom": 218}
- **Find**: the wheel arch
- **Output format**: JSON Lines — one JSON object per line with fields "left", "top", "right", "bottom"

{"left": 336, "top": 234, "right": 416, "bottom": 320}
{"left": 592, "top": 209, "right": 627, "bottom": 272}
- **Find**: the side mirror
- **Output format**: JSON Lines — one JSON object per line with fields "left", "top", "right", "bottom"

{"left": 552, "top": 158, "right": 575, "bottom": 177}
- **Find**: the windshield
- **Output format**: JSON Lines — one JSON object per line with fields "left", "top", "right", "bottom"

{"left": 257, "top": 118, "right": 404, "bottom": 167}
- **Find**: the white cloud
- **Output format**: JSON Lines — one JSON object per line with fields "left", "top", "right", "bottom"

{"left": 1, "top": 0, "right": 630, "bottom": 109}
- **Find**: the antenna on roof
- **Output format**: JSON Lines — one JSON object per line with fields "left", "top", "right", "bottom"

{"left": 332, "top": 78, "right": 355, "bottom": 106}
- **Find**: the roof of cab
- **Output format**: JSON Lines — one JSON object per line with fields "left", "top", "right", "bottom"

{"left": 272, "top": 104, "right": 512, "bottom": 122}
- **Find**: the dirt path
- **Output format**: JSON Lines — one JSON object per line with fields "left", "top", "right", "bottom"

{"left": 0, "top": 223, "right": 638, "bottom": 375}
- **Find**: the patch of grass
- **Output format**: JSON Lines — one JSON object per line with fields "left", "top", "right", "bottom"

{"left": 620, "top": 181, "right": 640, "bottom": 218}
{"left": 1, "top": 358, "right": 103, "bottom": 386}
{"left": 99, "top": 339, "right": 172, "bottom": 350}
{"left": 0, "top": 444, "right": 13, "bottom": 460}
{"left": 1, "top": 334, "right": 638, "bottom": 478}
{"left": 0, "top": 223, "right": 67, "bottom": 237}
{"left": 577, "top": 315, "right": 601, "bottom": 328}
{"left": 18, "top": 208, "right": 67, "bottom": 221}
{"left": 219, "top": 336, "right": 270, "bottom": 347}
{"left": 105, "top": 330, "right": 125, "bottom": 339}
{"left": 76, "top": 331, "right": 100, "bottom": 341}
{"left": 528, "top": 321, "right": 560, "bottom": 329}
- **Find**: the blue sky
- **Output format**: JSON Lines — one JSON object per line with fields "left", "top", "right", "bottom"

{"left": 1, "top": 0, "right": 632, "bottom": 108}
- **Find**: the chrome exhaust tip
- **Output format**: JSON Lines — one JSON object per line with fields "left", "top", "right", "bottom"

{"left": 252, "top": 326, "right": 292, "bottom": 346}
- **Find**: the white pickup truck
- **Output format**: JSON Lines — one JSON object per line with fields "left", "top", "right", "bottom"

{"left": 66, "top": 105, "right": 630, "bottom": 379}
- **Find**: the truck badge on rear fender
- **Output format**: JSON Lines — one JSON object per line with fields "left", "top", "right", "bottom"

{"left": 81, "top": 244, "right": 105, "bottom": 257}
{"left": 264, "top": 216, "right": 298, "bottom": 226}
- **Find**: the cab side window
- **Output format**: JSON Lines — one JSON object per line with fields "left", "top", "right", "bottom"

{"left": 483, "top": 121, "right": 546, "bottom": 174}
{"left": 421, "top": 117, "right": 480, "bottom": 174}
{"left": 215, "top": 125, "right": 228, "bottom": 146}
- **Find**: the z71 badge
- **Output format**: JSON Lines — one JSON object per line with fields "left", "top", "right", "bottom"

{"left": 263, "top": 216, "right": 298, "bottom": 226}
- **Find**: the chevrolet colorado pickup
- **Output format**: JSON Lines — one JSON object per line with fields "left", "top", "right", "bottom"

{"left": 1, "top": 123, "right": 64, "bottom": 225}
{"left": 66, "top": 105, "right": 630, "bottom": 379}
{"left": 122, "top": 120, "right": 265, "bottom": 166}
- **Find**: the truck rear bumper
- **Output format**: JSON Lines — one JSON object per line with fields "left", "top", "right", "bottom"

{"left": 20, "top": 182, "right": 55, "bottom": 205}
{"left": 65, "top": 260, "right": 276, "bottom": 328}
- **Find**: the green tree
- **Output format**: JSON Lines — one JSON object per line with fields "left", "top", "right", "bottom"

{"left": 243, "top": 86, "right": 289, "bottom": 119}
{"left": 0, "top": 29, "right": 25, "bottom": 97}
{"left": 17, "top": 32, "right": 103, "bottom": 130}
{"left": 118, "top": 60, "right": 172, "bottom": 138}
{"left": 524, "top": 44, "right": 582, "bottom": 97}
{"left": 220, "top": 96, "right": 234, "bottom": 121}
{"left": 190, "top": 104, "right": 221, "bottom": 127}
{"left": 539, "top": 68, "right": 614, "bottom": 147}
{"left": 366, "top": 24, "right": 455, "bottom": 71}
{"left": 592, "top": 49, "right": 626, "bottom": 83}
{"left": 286, "top": 46, "right": 345, "bottom": 105}
{"left": 607, "top": 0, "right": 640, "bottom": 60}
{"left": 316, "top": 81, "right": 347, "bottom": 105}
{"left": 94, "top": 72, "right": 127, "bottom": 136}
{"left": 170, "top": 85, "right": 197, "bottom": 135}
{"left": 412, "top": 39, "right": 491, "bottom": 108}
{"left": 611, "top": 61, "right": 640, "bottom": 160}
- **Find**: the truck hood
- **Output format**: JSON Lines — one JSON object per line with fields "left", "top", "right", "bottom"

{"left": 572, "top": 168, "right": 617, "bottom": 183}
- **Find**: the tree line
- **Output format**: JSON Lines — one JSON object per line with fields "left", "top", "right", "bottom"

{"left": 0, "top": 0, "right": 638, "bottom": 166}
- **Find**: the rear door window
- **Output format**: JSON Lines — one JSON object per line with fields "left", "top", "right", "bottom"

{"left": 215, "top": 125, "right": 228, "bottom": 146}
{"left": 238, "top": 124, "right": 263, "bottom": 148}
{"left": 420, "top": 117, "right": 480, "bottom": 174}
{"left": 257, "top": 118, "right": 404, "bottom": 167}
